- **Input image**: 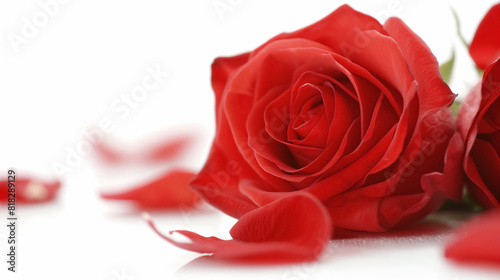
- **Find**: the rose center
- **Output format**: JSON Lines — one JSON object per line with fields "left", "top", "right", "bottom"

{"left": 287, "top": 83, "right": 329, "bottom": 147}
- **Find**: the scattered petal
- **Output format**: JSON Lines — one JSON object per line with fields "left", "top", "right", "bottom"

{"left": 144, "top": 193, "right": 332, "bottom": 263}
{"left": 1, "top": 177, "right": 60, "bottom": 204}
{"left": 445, "top": 210, "right": 500, "bottom": 265}
{"left": 95, "top": 134, "right": 194, "bottom": 164}
{"left": 101, "top": 170, "right": 200, "bottom": 209}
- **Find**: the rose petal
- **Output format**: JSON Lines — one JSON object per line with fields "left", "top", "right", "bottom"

{"left": 470, "top": 139, "right": 500, "bottom": 201}
{"left": 469, "top": 4, "right": 500, "bottom": 70}
{"left": 146, "top": 136, "right": 193, "bottom": 161}
{"left": 252, "top": 5, "right": 385, "bottom": 58}
{"left": 1, "top": 177, "right": 60, "bottom": 204}
{"left": 458, "top": 58, "right": 500, "bottom": 209}
{"left": 211, "top": 53, "right": 251, "bottom": 111}
{"left": 445, "top": 210, "right": 500, "bottom": 265}
{"left": 100, "top": 170, "right": 200, "bottom": 209}
{"left": 384, "top": 17, "right": 456, "bottom": 112}
{"left": 144, "top": 193, "right": 332, "bottom": 263}
{"left": 95, "top": 134, "right": 194, "bottom": 164}
{"left": 190, "top": 143, "right": 260, "bottom": 218}
{"left": 320, "top": 129, "right": 459, "bottom": 231}
{"left": 238, "top": 121, "right": 398, "bottom": 209}
{"left": 253, "top": 6, "right": 413, "bottom": 110}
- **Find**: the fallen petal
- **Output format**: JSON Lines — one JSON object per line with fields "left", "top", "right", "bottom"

{"left": 95, "top": 134, "right": 194, "bottom": 164}
{"left": 101, "top": 170, "right": 200, "bottom": 209}
{"left": 144, "top": 193, "right": 332, "bottom": 263}
{"left": 445, "top": 210, "right": 500, "bottom": 265}
{"left": 1, "top": 177, "right": 60, "bottom": 204}
{"left": 146, "top": 135, "right": 193, "bottom": 161}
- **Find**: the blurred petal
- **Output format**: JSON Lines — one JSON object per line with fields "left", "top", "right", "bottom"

{"left": 95, "top": 134, "right": 194, "bottom": 164}
{"left": 145, "top": 193, "right": 332, "bottom": 263}
{"left": 101, "top": 170, "right": 199, "bottom": 209}
{"left": 1, "top": 177, "right": 60, "bottom": 204}
{"left": 469, "top": 4, "right": 500, "bottom": 70}
{"left": 445, "top": 210, "right": 500, "bottom": 265}
{"left": 146, "top": 135, "right": 194, "bottom": 161}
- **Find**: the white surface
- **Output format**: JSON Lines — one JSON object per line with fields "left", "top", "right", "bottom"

{"left": 1, "top": 1, "right": 500, "bottom": 279}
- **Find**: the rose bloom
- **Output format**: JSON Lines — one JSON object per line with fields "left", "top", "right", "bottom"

{"left": 191, "top": 5, "right": 463, "bottom": 233}
{"left": 458, "top": 58, "right": 500, "bottom": 209}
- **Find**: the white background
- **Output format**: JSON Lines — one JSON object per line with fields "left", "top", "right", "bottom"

{"left": 1, "top": 0, "right": 500, "bottom": 279}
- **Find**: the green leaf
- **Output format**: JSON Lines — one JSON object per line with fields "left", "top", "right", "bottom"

{"left": 476, "top": 66, "right": 484, "bottom": 78}
{"left": 439, "top": 186, "right": 486, "bottom": 212}
{"left": 463, "top": 188, "right": 485, "bottom": 212}
{"left": 451, "top": 6, "right": 469, "bottom": 49}
{"left": 451, "top": 100, "right": 461, "bottom": 118}
{"left": 440, "top": 49, "right": 455, "bottom": 85}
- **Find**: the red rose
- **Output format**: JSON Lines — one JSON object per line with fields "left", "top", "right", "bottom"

{"left": 469, "top": 3, "right": 500, "bottom": 70}
{"left": 458, "top": 58, "right": 500, "bottom": 209}
{"left": 191, "top": 5, "right": 463, "bottom": 233}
